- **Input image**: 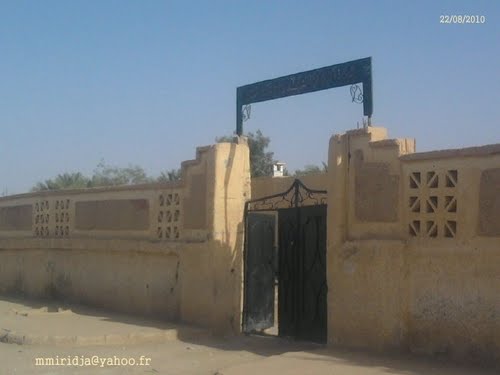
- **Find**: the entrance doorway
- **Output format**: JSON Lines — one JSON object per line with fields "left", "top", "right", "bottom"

{"left": 243, "top": 179, "right": 327, "bottom": 343}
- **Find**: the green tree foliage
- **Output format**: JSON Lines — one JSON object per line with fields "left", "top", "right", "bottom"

{"left": 293, "top": 162, "right": 327, "bottom": 177}
{"left": 157, "top": 169, "right": 182, "bottom": 183}
{"left": 90, "top": 160, "right": 153, "bottom": 187}
{"left": 216, "top": 130, "right": 276, "bottom": 177}
{"left": 31, "top": 162, "right": 179, "bottom": 192}
{"left": 31, "top": 172, "right": 91, "bottom": 192}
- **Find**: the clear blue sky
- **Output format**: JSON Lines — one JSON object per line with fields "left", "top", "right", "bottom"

{"left": 1, "top": 0, "right": 498, "bottom": 194}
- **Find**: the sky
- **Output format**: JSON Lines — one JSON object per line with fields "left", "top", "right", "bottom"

{"left": 1, "top": 0, "right": 498, "bottom": 194}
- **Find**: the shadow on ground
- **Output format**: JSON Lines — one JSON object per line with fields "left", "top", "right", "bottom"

{"left": 1, "top": 294, "right": 497, "bottom": 375}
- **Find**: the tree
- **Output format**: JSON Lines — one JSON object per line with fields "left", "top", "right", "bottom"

{"left": 31, "top": 161, "right": 157, "bottom": 191}
{"left": 293, "top": 162, "right": 327, "bottom": 177}
{"left": 90, "top": 160, "right": 153, "bottom": 187}
{"left": 31, "top": 172, "right": 91, "bottom": 192}
{"left": 216, "top": 130, "right": 276, "bottom": 177}
{"left": 157, "top": 169, "right": 182, "bottom": 183}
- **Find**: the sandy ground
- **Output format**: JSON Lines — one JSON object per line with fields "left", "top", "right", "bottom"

{"left": 0, "top": 296, "right": 497, "bottom": 375}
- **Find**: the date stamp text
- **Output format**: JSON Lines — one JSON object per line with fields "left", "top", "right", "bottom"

{"left": 440, "top": 15, "right": 486, "bottom": 24}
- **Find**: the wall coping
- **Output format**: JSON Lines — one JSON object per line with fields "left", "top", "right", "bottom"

{"left": 0, "top": 181, "right": 183, "bottom": 202}
{"left": 400, "top": 143, "right": 500, "bottom": 162}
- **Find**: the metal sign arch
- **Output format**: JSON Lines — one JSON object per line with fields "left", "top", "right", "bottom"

{"left": 236, "top": 57, "right": 373, "bottom": 135}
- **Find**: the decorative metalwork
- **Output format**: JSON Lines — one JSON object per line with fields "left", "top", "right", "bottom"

{"left": 236, "top": 57, "right": 373, "bottom": 135}
{"left": 350, "top": 84, "right": 363, "bottom": 104}
{"left": 245, "top": 179, "right": 327, "bottom": 212}
{"left": 242, "top": 104, "right": 251, "bottom": 122}
{"left": 243, "top": 178, "right": 328, "bottom": 343}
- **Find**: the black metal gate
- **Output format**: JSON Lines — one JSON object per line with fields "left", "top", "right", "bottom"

{"left": 243, "top": 179, "right": 327, "bottom": 343}
{"left": 244, "top": 213, "right": 276, "bottom": 332}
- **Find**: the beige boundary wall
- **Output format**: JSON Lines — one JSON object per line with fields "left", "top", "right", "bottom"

{"left": 327, "top": 126, "right": 500, "bottom": 364}
{"left": 1, "top": 124, "right": 499, "bottom": 364}
{"left": 0, "top": 139, "right": 250, "bottom": 334}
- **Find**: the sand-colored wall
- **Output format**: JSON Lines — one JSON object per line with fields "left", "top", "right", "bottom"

{"left": 327, "top": 126, "right": 500, "bottom": 365}
{"left": 1, "top": 124, "right": 498, "bottom": 363}
{"left": 0, "top": 139, "right": 250, "bottom": 335}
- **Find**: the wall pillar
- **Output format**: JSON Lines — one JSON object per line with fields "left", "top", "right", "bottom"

{"left": 210, "top": 137, "right": 251, "bottom": 334}
{"left": 326, "top": 132, "right": 348, "bottom": 345}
